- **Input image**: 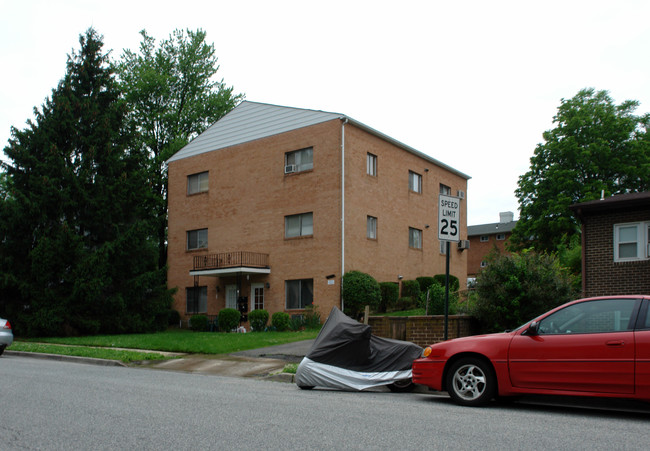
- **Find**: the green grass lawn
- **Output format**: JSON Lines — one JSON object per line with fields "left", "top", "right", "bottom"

{"left": 18, "top": 329, "right": 320, "bottom": 356}
{"left": 9, "top": 342, "right": 172, "bottom": 363}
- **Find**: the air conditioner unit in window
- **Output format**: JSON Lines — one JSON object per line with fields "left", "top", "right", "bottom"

{"left": 457, "top": 240, "right": 470, "bottom": 250}
{"left": 284, "top": 164, "right": 297, "bottom": 174}
{"left": 457, "top": 190, "right": 465, "bottom": 199}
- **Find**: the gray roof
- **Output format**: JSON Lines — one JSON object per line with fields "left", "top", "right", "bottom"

{"left": 167, "top": 101, "right": 470, "bottom": 180}
{"left": 468, "top": 221, "right": 517, "bottom": 236}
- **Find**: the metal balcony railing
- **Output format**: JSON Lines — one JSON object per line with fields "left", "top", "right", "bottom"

{"left": 192, "top": 251, "right": 269, "bottom": 271}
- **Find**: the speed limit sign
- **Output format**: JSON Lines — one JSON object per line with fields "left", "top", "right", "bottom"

{"left": 438, "top": 194, "right": 460, "bottom": 242}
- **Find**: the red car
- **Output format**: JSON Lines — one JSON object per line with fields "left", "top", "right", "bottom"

{"left": 412, "top": 295, "right": 650, "bottom": 406}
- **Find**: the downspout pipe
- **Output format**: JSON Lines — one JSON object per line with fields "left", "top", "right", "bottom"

{"left": 341, "top": 118, "right": 348, "bottom": 312}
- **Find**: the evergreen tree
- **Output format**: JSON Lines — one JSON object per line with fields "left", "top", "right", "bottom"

{"left": 0, "top": 28, "right": 172, "bottom": 336}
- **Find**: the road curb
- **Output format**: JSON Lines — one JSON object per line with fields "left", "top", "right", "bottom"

{"left": 5, "top": 350, "right": 128, "bottom": 367}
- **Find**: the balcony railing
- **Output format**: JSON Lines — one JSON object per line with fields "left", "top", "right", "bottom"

{"left": 192, "top": 251, "right": 270, "bottom": 271}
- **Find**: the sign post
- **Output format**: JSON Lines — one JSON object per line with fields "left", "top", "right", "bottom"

{"left": 438, "top": 194, "right": 461, "bottom": 340}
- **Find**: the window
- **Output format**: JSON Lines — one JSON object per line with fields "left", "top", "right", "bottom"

{"left": 285, "top": 147, "right": 313, "bottom": 173}
{"left": 286, "top": 279, "right": 314, "bottom": 309}
{"left": 187, "top": 171, "right": 209, "bottom": 194}
{"left": 367, "top": 216, "right": 377, "bottom": 239}
{"left": 537, "top": 298, "right": 638, "bottom": 335}
{"left": 480, "top": 260, "right": 488, "bottom": 268}
{"left": 496, "top": 233, "right": 506, "bottom": 241}
{"left": 367, "top": 153, "right": 377, "bottom": 176}
{"left": 440, "top": 184, "right": 451, "bottom": 195}
{"left": 187, "top": 229, "right": 208, "bottom": 250}
{"left": 285, "top": 212, "right": 313, "bottom": 238}
{"left": 186, "top": 286, "right": 207, "bottom": 314}
{"left": 409, "top": 171, "right": 422, "bottom": 193}
{"left": 480, "top": 235, "right": 489, "bottom": 242}
{"left": 614, "top": 222, "right": 650, "bottom": 262}
{"left": 409, "top": 227, "right": 422, "bottom": 249}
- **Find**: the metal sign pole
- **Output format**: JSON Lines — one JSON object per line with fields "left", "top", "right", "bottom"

{"left": 444, "top": 241, "right": 450, "bottom": 341}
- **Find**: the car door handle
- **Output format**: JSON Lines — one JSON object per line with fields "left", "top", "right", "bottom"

{"left": 605, "top": 341, "right": 625, "bottom": 346}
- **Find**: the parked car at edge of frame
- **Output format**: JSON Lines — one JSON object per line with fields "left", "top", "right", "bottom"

{"left": 412, "top": 295, "right": 650, "bottom": 406}
{"left": 0, "top": 317, "right": 13, "bottom": 356}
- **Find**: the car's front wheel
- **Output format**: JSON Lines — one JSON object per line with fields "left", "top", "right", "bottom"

{"left": 445, "top": 357, "right": 496, "bottom": 406}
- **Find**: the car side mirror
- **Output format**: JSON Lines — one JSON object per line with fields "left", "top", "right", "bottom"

{"left": 525, "top": 321, "right": 539, "bottom": 336}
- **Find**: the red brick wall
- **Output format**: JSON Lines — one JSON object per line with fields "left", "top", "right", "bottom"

{"left": 466, "top": 233, "right": 512, "bottom": 278}
{"left": 582, "top": 207, "right": 650, "bottom": 296}
{"left": 368, "top": 315, "right": 478, "bottom": 347}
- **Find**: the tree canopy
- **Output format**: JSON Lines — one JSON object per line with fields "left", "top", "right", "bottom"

{"left": 511, "top": 88, "right": 650, "bottom": 253}
{"left": 117, "top": 29, "right": 244, "bottom": 267}
{"left": 0, "top": 29, "right": 172, "bottom": 336}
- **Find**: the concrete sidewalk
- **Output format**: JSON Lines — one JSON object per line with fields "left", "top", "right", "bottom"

{"left": 5, "top": 339, "right": 316, "bottom": 382}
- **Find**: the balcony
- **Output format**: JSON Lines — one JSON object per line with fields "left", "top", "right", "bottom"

{"left": 190, "top": 251, "right": 270, "bottom": 277}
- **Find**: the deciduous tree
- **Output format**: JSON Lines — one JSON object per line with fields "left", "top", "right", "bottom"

{"left": 512, "top": 88, "right": 650, "bottom": 253}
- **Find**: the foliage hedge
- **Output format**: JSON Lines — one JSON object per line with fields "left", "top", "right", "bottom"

{"left": 379, "top": 282, "right": 399, "bottom": 313}
{"left": 433, "top": 274, "right": 460, "bottom": 292}
{"left": 249, "top": 309, "right": 269, "bottom": 331}
{"left": 342, "top": 271, "right": 380, "bottom": 318}
{"left": 272, "top": 312, "right": 290, "bottom": 331}
{"left": 416, "top": 277, "right": 436, "bottom": 293}
{"left": 190, "top": 314, "right": 208, "bottom": 332}
{"left": 218, "top": 308, "right": 241, "bottom": 332}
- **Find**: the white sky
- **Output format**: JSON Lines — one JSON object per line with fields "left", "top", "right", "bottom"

{"left": 2, "top": 0, "right": 650, "bottom": 225}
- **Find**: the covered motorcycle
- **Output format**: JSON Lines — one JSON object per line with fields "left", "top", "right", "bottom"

{"left": 295, "top": 307, "right": 423, "bottom": 391}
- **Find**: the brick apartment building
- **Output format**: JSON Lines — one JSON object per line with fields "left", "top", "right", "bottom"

{"left": 166, "top": 101, "right": 470, "bottom": 326}
{"left": 570, "top": 192, "right": 650, "bottom": 297}
{"left": 466, "top": 211, "right": 517, "bottom": 283}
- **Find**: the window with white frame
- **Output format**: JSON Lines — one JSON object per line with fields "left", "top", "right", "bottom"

{"left": 285, "top": 212, "right": 313, "bottom": 238}
{"left": 186, "top": 286, "right": 207, "bottom": 314}
{"left": 440, "top": 183, "right": 451, "bottom": 195}
{"left": 285, "top": 147, "right": 313, "bottom": 173}
{"left": 409, "top": 171, "right": 422, "bottom": 193}
{"left": 496, "top": 233, "right": 506, "bottom": 241}
{"left": 480, "top": 260, "right": 488, "bottom": 268}
{"left": 187, "top": 171, "right": 209, "bottom": 195}
{"left": 409, "top": 227, "right": 422, "bottom": 249}
{"left": 367, "top": 153, "right": 377, "bottom": 176}
{"left": 614, "top": 222, "right": 650, "bottom": 262}
{"left": 480, "top": 235, "right": 489, "bottom": 242}
{"left": 285, "top": 279, "right": 314, "bottom": 309}
{"left": 187, "top": 229, "right": 208, "bottom": 250}
{"left": 367, "top": 216, "right": 377, "bottom": 239}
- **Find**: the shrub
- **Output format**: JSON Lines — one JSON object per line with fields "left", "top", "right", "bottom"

{"left": 168, "top": 309, "right": 181, "bottom": 326}
{"left": 401, "top": 280, "right": 421, "bottom": 304}
{"left": 396, "top": 296, "right": 417, "bottom": 311}
{"left": 303, "top": 304, "right": 321, "bottom": 329}
{"left": 416, "top": 277, "right": 436, "bottom": 293}
{"left": 218, "top": 308, "right": 241, "bottom": 332}
{"left": 272, "top": 312, "right": 291, "bottom": 331}
{"left": 190, "top": 314, "right": 208, "bottom": 332}
{"left": 433, "top": 274, "right": 460, "bottom": 293}
{"left": 471, "top": 251, "right": 579, "bottom": 333}
{"left": 289, "top": 315, "right": 304, "bottom": 331}
{"left": 249, "top": 309, "right": 269, "bottom": 332}
{"left": 419, "top": 283, "right": 457, "bottom": 315}
{"left": 379, "top": 282, "right": 399, "bottom": 313}
{"left": 342, "top": 271, "right": 380, "bottom": 318}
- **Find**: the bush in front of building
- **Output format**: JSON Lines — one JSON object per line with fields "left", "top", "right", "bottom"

{"left": 342, "top": 271, "right": 381, "bottom": 318}
{"left": 379, "top": 282, "right": 399, "bottom": 313}
{"left": 272, "top": 312, "right": 290, "bottom": 331}
{"left": 416, "top": 277, "right": 436, "bottom": 293}
{"left": 218, "top": 308, "right": 241, "bottom": 332}
{"left": 419, "top": 283, "right": 458, "bottom": 315}
{"left": 400, "top": 280, "right": 421, "bottom": 309}
{"left": 303, "top": 304, "right": 321, "bottom": 329}
{"left": 249, "top": 309, "right": 269, "bottom": 331}
{"left": 190, "top": 314, "right": 209, "bottom": 331}
{"left": 433, "top": 274, "right": 460, "bottom": 293}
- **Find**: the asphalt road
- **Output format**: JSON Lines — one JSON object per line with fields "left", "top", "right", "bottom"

{"left": 2, "top": 356, "right": 649, "bottom": 450}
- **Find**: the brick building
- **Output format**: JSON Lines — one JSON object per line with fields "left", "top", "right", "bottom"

{"left": 166, "top": 101, "right": 470, "bottom": 326}
{"left": 466, "top": 212, "right": 517, "bottom": 283}
{"left": 570, "top": 192, "right": 650, "bottom": 297}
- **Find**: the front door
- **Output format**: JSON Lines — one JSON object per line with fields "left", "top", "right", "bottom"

{"left": 225, "top": 284, "right": 238, "bottom": 310}
{"left": 251, "top": 283, "right": 264, "bottom": 311}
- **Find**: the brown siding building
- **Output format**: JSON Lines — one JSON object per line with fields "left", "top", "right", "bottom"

{"left": 167, "top": 102, "right": 470, "bottom": 326}
{"left": 570, "top": 192, "right": 650, "bottom": 297}
{"left": 466, "top": 212, "right": 517, "bottom": 282}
